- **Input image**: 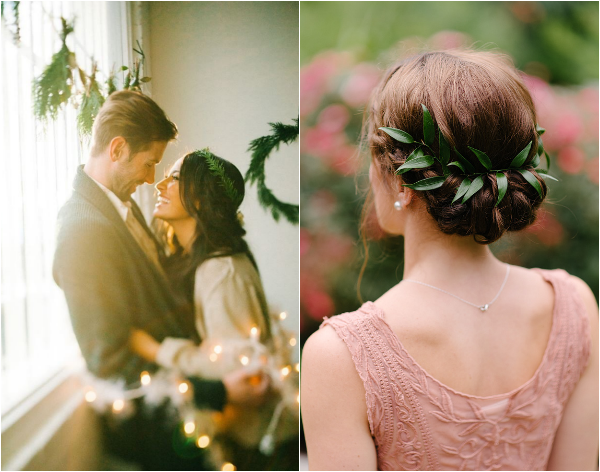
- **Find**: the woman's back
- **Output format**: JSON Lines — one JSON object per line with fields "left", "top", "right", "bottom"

{"left": 375, "top": 265, "right": 554, "bottom": 397}
{"left": 317, "top": 268, "right": 591, "bottom": 470}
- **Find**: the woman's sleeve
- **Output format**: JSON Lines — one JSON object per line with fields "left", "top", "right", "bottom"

{"left": 194, "top": 256, "right": 269, "bottom": 341}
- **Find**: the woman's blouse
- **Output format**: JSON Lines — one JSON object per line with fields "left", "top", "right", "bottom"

{"left": 157, "top": 253, "right": 297, "bottom": 447}
{"left": 321, "top": 269, "right": 591, "bottom": 471}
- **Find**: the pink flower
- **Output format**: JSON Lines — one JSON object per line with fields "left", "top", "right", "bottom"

{"left": 302, "top": 289, "right": 335, "bottom": 321}
{"left": 302, "top": 125, "right": 346, "bottom": 157}
{"left": 301, "top": 51, "right": 352, "bottom": 117}
{"left": 317, "top": 104, "right": 351, "bottom": 133}
{"left": 525, "top": 209, "right": 564, "bottom": 246}
{"left": 557, "top": 146, "right": 586, "bottom": 174}
{"left": 340, "top": 63, "right": 382, "bottom": 108}
{"left": 300, "top": 228, "right": 311, "bottom": 257}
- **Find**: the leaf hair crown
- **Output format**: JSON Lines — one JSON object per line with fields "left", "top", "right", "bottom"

{"left": 379, "top": 105, "right": 557, "bottom": 206}
{"left": 195, "top": 148, "right": 242, "bottom": 205}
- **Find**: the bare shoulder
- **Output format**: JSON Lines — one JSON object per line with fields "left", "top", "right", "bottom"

{"left": 569, "top": 275, "right": 599, "bottom": 311}
{"left": 302, "top": 324, "right": 357, "bottom": 382}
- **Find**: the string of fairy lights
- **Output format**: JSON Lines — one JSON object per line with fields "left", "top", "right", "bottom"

{"left": 82, "top": 311, "right": 300, "bottom": 471}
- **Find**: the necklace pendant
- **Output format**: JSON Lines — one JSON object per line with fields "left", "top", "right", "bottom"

{"left": 480, "top": 304, "right": 489, "bottom": 312}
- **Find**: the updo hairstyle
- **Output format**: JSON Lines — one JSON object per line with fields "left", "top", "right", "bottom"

{"left": 367, "top": 49, "right": 547, "bottom": 244}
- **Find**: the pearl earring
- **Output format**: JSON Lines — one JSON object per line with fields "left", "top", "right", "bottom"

{"left": 394, "top": 200, "right": 403, "bottom": 211}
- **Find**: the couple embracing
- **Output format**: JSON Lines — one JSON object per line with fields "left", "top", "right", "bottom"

{"left": 53, "top": 90, "right": 297, "bottom": 471}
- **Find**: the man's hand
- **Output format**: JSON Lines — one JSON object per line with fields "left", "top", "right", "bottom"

{"left": 223, "top": 368, "right": 270, "bottom": 406}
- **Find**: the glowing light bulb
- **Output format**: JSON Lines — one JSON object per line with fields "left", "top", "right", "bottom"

{"left": 240, "top": 355, "right": 249, "bottom": 366}
{"left": 294, "top": 363, "right": 300, "bottom": 373}
{"left": 184, "top": 421, "right": 195, "bottom": 435}
{"left": 140, "top": 371, "right": 151, "bottom": 386}
{"left": 222, "top": 462, "right": 236, "bottom": 471}
{"left": 214, "top": 345, "right": 222, "bottom": 354}
{"left": 112, "top": 399, "right": 124, "bottom": 412}
{"left": 85, "top": 390, "right": 96, "bottom": 403}
{"left": 279, "top": 311, "right": 287, "bottom": 320}
{"left": 250, "top": 326, "right": 259, "bottom": 340}
{"left": 179, "top": 382, "right": 189, "bottom": 394}
{"left": 281, "top": 366, "right": 291, "bottom": 377}
{"left": 197, "top": 435, "right": 210, "bottom": 448}
{"left": 289, "top": 337, "right": 297, "bottom": 347}
{"left": 210, "top": 353, "right": 218, "bottom": 362}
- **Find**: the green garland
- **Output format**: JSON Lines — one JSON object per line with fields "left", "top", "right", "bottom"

{"left": 32, "top": 17, "right": 75, "bottom": 122}
{"left": 77, "top": 62, "right": 105, "bottom": 137}
{"left": 30, "top": 17, "right": 150, "bottom": 137}
{"left": 246, "top": 119, "right": 299, "bottom": 225}
{"left": 380, "top": 105, "right": 557, "bottom": 206}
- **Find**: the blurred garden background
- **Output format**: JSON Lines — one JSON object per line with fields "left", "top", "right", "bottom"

{"left": 299, "top": 0, "right": 598, "bottom": 455}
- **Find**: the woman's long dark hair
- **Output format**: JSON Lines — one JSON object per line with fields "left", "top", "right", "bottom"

{"left": 158, "top": 149, "right": 258, "bottom": 299}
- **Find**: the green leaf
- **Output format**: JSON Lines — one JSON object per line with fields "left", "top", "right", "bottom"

{"left": 439, "top": 131, "right": 450, "bottom": 166}
{"left": 422, "top": 104, "right": 435, "bottom": 147}
{"left": 448, "top": 161, "right": 466, "bottom": 173}
{"left": 452, "top": 178, "right": 471, "bottom": 203}
{"left": 495, "top": 172, "right": 508, "bottom": 207}
{"left": 537, "top": 136, "right": 544, "bottom": 157}
{"left": 518, "top": 169, "right": 543, "bottom": 199}
{"left": 531, "top": 153, "right": 540, "bottom": 168}
{"left": 402, "top": 176, "right": 446, "bottom": 191}
{"left": 140, "top": 77, "right": 152, "bottom": 83}
{"left": 453, "top": 148, "right": 476, "bottom": 173}
{"left": 545, "top": 151, "right": 551, "bottom": 170}
{"left": 510, "top": 141, "right": 532, "bottom": 168}
{"left": 379, "top": 127, "right": 414, "bottom": 144}
{"left": 406, "top": 146, "right": 425, "bottom": 161}
{"left": 468, "top": 146, "right": 492, "bottom": 171}
{"left": 395, "top": 155, "right": 434, "bottom": 174}
{"left": 121, "top": 65, "right": 128, "bottom": 71}
{"left": 461, "top": 175, "right": 484, "bottom": 204}
{"left": 536, "top": 124, "right": 546, "bottom": 135}
{"left": 537, "top": 169, "right": 559, "bottom": 181}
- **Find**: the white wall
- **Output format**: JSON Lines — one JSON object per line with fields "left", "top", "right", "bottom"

{"left": 147, "top": 2, "right": 299, "bottom": 334}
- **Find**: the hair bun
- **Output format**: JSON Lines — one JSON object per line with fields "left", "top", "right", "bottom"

{"left": 367, "top": 49, "right": 548, "bottom": 244}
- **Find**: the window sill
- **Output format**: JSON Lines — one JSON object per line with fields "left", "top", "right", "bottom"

{"left": 1, "top": 360, "right": 99, "bottom": 471}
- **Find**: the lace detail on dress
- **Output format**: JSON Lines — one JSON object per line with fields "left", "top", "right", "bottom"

{"left": 321, "top": 269, "right": 591, "bottom": 471}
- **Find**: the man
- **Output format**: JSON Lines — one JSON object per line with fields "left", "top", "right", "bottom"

{"left": 53, "top": 90, "right": 266, "bottom": 470}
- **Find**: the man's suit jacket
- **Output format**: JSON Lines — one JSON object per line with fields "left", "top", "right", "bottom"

{"left": 53, "top": 167, "right": 223, "bottom": 408}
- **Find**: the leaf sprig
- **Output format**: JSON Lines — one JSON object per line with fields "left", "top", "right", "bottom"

{"left": 200, "top": 148, "right": 242, "bottom": 206}
{"left": 379, "top": 104, "right": 557, "bottom": 206}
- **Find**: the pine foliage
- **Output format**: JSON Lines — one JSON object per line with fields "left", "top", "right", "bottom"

{"left": 32, "top": 17, "right": 75, "bottom": 121}
{"left": 201, "top": 148, "right": 241, "bottom": 205}
{"left": 246, "top": 118, "right": 299, "bottom": 225}
{"left": 77, "top": 62, "right": 105, "bottom": 137}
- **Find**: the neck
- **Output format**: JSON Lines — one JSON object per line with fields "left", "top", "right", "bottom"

{"left": 84, "top": 155, "right": 113, "bottom": 191}
{"left": 402, "top": 209, "right": 503, "bottom": 283}
{"left": 170, "top": 218, "right": 197, "bottom": 253}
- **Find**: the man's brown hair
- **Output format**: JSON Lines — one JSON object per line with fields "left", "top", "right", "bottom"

{"left": 90, "top": 90, "right": 178, "bottom": 157}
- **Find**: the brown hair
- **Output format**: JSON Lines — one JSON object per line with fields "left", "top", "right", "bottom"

{"left": 90, "top": 90, "right": 178, "bottom": 157}
{"left": 366, "top": 49, "right": 547, "bottom": 244}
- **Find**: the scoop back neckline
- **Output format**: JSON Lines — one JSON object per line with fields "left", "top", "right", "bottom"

{"left": 365, "top": 268, "right": 560, "bottom": 401}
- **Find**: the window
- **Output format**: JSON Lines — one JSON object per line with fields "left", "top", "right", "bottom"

{"left": 1, "top": 1, "right": 134, "bottom": 417}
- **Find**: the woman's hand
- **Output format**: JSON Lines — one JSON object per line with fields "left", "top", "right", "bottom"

{"left": 130, "top": 329, "right": 161, "bottom": 362}
{"left": 223, "top": 367, "right": 271, "bottom": 406}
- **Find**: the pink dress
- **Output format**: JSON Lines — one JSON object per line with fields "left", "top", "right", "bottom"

{"left": 321, "top": 269, "right": 591, "bottom": 471}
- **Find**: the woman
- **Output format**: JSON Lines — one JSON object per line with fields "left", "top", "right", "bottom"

{"left": 301, "top": 50, "right": 598, "bottom": 470}
{"left": 131, "top": 150, "right": 298, "bottom": 471}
